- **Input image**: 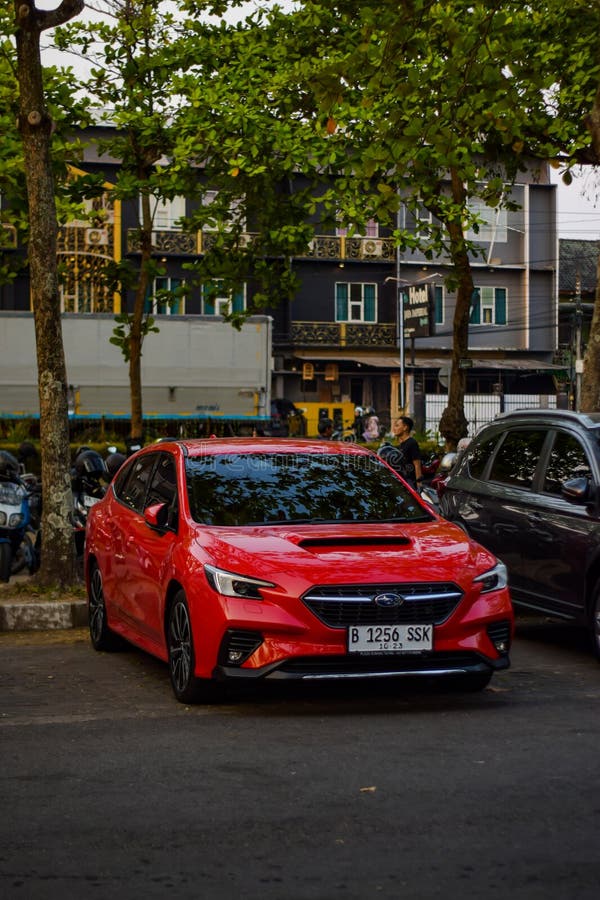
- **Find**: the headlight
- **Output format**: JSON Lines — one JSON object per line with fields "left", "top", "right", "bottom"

{"left": 204, "top": 564, "right": 275, "bottom": 600}
{"left": 474, "top": 561, "right": 508, "bottom": 593}
{"left": 0, "top": 483, "right": 25, "bottom": 505}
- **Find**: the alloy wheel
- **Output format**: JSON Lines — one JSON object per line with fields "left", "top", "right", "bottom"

{"left": 168, "top": 596, "right": 193, "bottom": 695}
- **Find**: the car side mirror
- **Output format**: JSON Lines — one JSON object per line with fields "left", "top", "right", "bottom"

{"left": 144, "top": 502, "right": 169, "bottom": 530}
{"left": 561, "top": 477, "right": 590, "bottom": 503}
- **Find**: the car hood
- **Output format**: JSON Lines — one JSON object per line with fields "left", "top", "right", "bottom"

{"left": 195, "top": 520, "right": 491, "bottom": 586}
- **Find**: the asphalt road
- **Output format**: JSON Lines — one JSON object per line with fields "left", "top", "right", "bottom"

{"left": 1, "top": 617, "right": 599, "bottom": 900}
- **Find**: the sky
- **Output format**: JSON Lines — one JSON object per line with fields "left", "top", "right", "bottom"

{"left": 551, "top": 167, "right": 600, "bottom": 240}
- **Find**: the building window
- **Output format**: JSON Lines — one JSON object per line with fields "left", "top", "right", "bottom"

{"left": 336, "top": 218, "right": 378, "bottom": 238}
{"left": 202, "top": 190, "right": 246, "bottom": 230}
{"left": 404, "top": 202, "right": 432, "bottom": 237}
{"left": 335, "top": 283, "right": 377, "bottom": 323}
{"left": 470, "top": 286, "right": 507, "bottom": 326}
{"left": 201, "top": 281, "right": 246, "bottom": 316}
{"left": 434, "top": 284, "right": 444, "bottom": 326}
{"left": 144, "top": 277, "right": 185, "bottom": 315}
{"left": 466, "top": 198, "right": 508, "bottom": 242}
{"left": 141, "top": 195, "right": 185, "bottom": 231}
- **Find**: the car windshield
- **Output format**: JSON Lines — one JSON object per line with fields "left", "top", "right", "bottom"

{"left": 186, "top": 451, "right": 431, "bottom": 526}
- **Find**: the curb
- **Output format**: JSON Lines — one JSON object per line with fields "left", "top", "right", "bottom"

{"left": 0, "top": 600, "right": 88, "bottom": 632}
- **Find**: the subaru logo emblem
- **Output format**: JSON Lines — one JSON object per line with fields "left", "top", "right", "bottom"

{"left": 373, "top": 592, "right": 404, "bottom": 608}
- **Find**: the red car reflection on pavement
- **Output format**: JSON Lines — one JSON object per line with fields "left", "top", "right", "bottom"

{"left": 85, "top": 438, "right": 513, "bottom": 703}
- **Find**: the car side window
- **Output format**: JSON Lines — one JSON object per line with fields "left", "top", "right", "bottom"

{"left": 543, "top": 432, "right": 592, "bottom": 495}
{"left": 488, "top": 429, "right": 547, "bottom": 489}
{"left": 118, "top": 454, "right": 157, "bottom": 514}
{"left": 467, "top": 433, "right": 502, "bottom": 479}
{"left": 146, "top": 453, "right": 179, "bottom": 530}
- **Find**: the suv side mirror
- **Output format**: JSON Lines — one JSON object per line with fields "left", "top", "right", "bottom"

{"left": 561, "top": 477, "right": 591, "bottom": 503}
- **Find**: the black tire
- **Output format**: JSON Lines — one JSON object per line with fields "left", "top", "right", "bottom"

{"left": 88, "top": 563, "right": 121, "bottom": 651}
{"left": 590, "top": 583, "right": 600, "bottom": 661}
{"left": 0, "top": 542, "right": 12, "bottom": 583}
{"left": 167, "top": 591, "right": 222, "bottom": 704}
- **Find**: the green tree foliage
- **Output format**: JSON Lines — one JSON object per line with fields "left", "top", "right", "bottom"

{"left": 262, "top": 0, "right": 600, "bottom": 440}
{"left": 54, "top": 1, "right": 321, "bottom": 439}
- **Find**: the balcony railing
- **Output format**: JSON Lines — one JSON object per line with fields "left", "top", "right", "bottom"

{"left": 127, "top": 229, "right": 197, "bottom": 255}
{"left": 288, "top": 321, "right": 397, "bottom": 348}
{"left": 125, "top": 229, "right": 396, "bottom": 261}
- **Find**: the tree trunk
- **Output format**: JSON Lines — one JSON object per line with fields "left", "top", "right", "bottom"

{"left": 14, "top": 1, "right": 80, "bottom": 587}
{"left": 580, "top": 86, "right": 600, "bottom": 412}
{"left": 579, "top": 251, "right": 600, "bottom": 411}
{"left": 129, "top": 283, "right": 146, "bottom": 443}
{"left": 128, "top": 191, "right": 154, "bottom": 442}
{"left": 438, "top": 169, "right": 471, "bottom": 449}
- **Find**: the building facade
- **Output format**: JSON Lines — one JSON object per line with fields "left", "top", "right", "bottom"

{"left": 0, "top": 127, "right": 562, "bottom": 436}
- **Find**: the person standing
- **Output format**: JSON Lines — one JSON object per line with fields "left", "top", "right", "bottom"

{"left": 391, "top": 416, "right": 423, "bottom": 489}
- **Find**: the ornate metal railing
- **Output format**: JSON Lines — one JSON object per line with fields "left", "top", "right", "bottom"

{"left": 290, "top": 321, "right": 397, "bottom": 348}
{"left": 125, "top": 230, "right": 396, "bottom": 262}
{"left": 127, "top": 229, "right": 198, "bottom": 255}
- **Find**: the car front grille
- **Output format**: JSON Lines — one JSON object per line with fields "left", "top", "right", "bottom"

{"left": 302, "top": 582, "right": 463, "bottom": 628}
{"left": 272, "top": 651, "right": 484, "bottom": 677}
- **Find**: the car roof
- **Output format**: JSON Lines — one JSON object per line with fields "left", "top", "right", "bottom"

{"left": 491, "top": 409, "right": 600, "bottom": 430}
{"left": 148, "top": 437, "right": 375, "bottom": 459}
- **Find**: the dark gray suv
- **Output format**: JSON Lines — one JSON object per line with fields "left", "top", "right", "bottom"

{"left": 440, "top": 409, "right": 600, "bottom": 657}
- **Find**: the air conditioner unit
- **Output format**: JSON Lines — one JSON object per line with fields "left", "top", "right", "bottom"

{"left": 362, "top": 239, "right": 383, "bottom": 257}
{"left": 85, "top": 227, "right": 109, "bottom": 247}
{"left": 1, "top": 224, "right": 17, "bottom": 247}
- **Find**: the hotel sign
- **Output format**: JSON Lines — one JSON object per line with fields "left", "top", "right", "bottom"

{"left": 403, "top": 285, "right": 432, "bottom": 338}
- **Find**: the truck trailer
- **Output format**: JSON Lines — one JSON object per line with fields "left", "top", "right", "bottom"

{"left": 0, "top": 313, "right": 272, "bottom": 425}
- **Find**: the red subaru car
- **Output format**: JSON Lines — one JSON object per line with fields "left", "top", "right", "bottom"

{"left": 84, "top": 438, "right": 513, "bottom": 703}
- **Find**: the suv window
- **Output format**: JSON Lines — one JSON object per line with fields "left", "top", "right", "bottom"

{"left": 467, "top": 432, "right": 503, "bottom": 479}
{"left": 488, "top": 429, "right": 546, "bottom": 489}
{"left": 543, "top": 432, "right": 592, "bottom": 495}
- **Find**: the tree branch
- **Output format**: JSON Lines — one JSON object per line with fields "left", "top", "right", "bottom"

{"left": 33, "top": 0, "right": 85, "bottom": 33}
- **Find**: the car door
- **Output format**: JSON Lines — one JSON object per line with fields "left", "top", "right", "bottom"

{"left": 108, "top": 452, "right": 158, "bottom": 626}
{"left": 445, "top": 427, "right": 548, "bottom": 591}
{"left": 118, "top": 452, "right": 179, "bottom": 648}
{"left": 515, "top": 428, "right": 598, "bottom": 618}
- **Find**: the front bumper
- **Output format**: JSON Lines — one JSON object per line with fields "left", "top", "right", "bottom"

{"left": 215, "top": 650, "right": 510, "bottom": 682}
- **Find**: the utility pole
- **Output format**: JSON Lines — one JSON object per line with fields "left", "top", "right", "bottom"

{"left": 575, "top": 272, "right": 583, "bottom": 412}
{"left": 395, "top": 201, "right": 406, "bottom": 410}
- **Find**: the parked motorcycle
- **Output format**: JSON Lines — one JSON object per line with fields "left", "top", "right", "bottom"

{"left": 419, "top": 451, "right": 459, "bottom": 514}
{"left": 0, "top": 450, "right": 39, "bottom": 582}
{"left": 71, "top": 449, "right": 109, "bottom": 558}
{"left": 332, "top": 407, "right": 386, "bottom": 443}
{"left": 420, "top": 451, "right": 441, "bottom": 483}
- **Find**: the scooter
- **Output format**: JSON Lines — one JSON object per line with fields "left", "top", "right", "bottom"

{"left": 0, "top": 451, "right": 39, "bottom": 583}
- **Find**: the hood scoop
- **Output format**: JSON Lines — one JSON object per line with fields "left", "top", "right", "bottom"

{"left": 298, "top": 536, "right": 411, "bottom": 552}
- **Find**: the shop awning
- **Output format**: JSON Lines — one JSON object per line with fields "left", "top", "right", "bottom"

{"left": 292, "top": 350, "right": 565, "bottom": 372}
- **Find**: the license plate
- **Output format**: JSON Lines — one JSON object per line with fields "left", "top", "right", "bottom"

{"left": 347, "top": 624, "right": 433, "bottom": 654}
{"left": 83, "top": 494, "right": 101, "bottom": 509}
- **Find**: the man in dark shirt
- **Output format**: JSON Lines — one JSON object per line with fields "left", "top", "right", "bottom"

{"left": 390, "top": 416, "right": 423, "bottom": 489}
